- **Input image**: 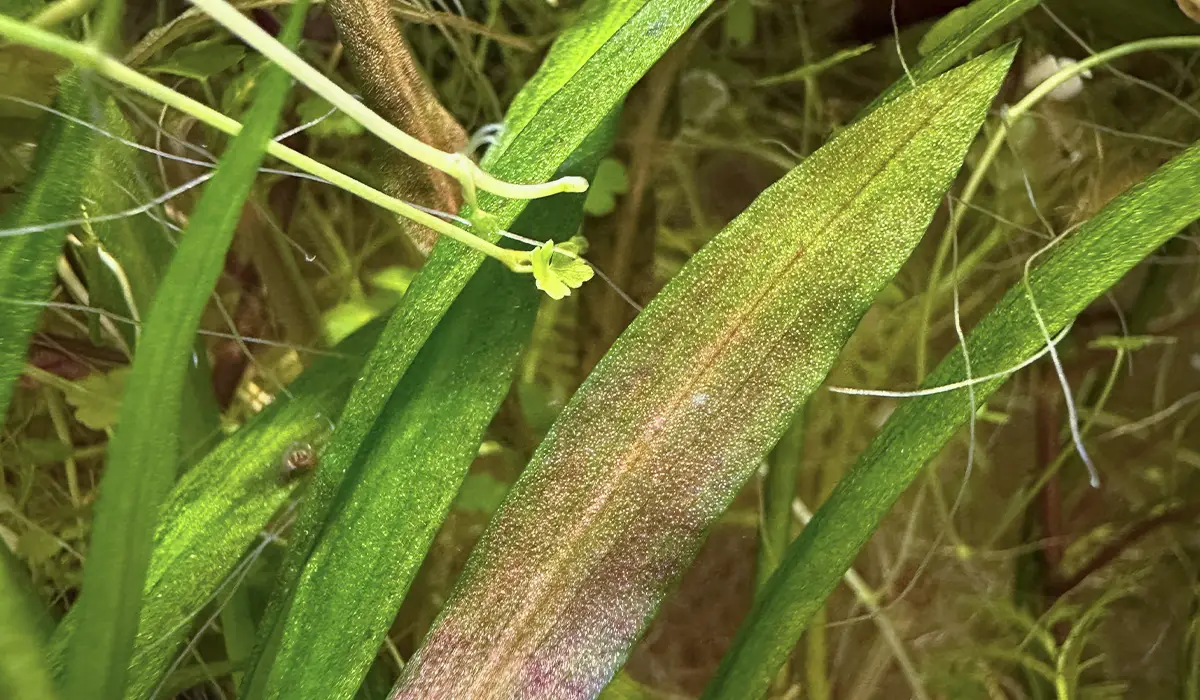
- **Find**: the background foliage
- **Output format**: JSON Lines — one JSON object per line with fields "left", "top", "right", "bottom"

{"left": 2, "top": 0, "right": 1199, "bottom": 698}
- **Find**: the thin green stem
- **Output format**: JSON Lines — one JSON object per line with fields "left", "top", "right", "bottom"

{"left": 0, "top": 14, "right": 530, "bottom": 270}
{"left": 756, "top": 409, "right": 805, "bottom": 590}
{"left": 916, "top": 35, "right": 1200, "bottom": 380}
{"left": 186, "top": 0, "right": 587, "bottom": 205}
{"left": 42, "top": 385, "right": 83, "bottom": 511}
{"left": 90, "top": 0, "right": 123, "bottom": 51}
{"left": 29, "top": 0, "right": 97, "bottom": 29}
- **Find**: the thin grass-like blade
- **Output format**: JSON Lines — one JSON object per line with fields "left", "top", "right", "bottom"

{"left": 45, "top": 322, "right": 381, "bottom": 698}
{"left": 251, "top": 111, "right": 618, "bottom": 700}
{"left": 81, "top": 97, "right": 222, "bottom": 465}
{"left": 706, "top": 138, "right": 1200, "bottom": 699}
{"left": 0, "top": 545, "right": 58, "bottom": 700}
{"left": 59, "top": 4, "right": 309, "bottom": 697}
{"left": 390, "top": 46, "right": 1016, "bottom": 699}
{"left": 240, "top": 0, "right": 715, "bottom": 693}
{"left": 0, "top": 75, "right": 98, "bottom": 421}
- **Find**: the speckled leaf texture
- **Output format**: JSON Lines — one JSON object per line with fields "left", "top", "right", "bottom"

{"left": 0, "top": 545, "right": 56, "bottom": 700}
{"left": 247, "top": 115, "right": 618, "bottom": 700}
{"left": 390, "top": 46, "right": 1016, "bottom": 700}
{"left": 0, "top": 75, "right": 97, "bottom": 422}
{"left": 43, "top": 322, "right": 382, "bottom": 699}
{"left": 238, "top": 1, "right": 714, "bottom": 695}
{"left": 707, "top": 136, "right": 1200, "bottom": 700}
{"left": 59, "top": 5, "right": 309, "bottom": 696}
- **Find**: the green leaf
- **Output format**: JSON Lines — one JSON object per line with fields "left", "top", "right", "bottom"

{"left": 599, "top": 672, "right": 688, "bottom": 700}
{"left": 870, "top": 0, "right": 1038, "bottom": 110}
{"left": 296, "top": 95, "right": 365, "bottom": 138}
{"left": 62, "top": 368, "right": 126, "bottom": 431}
{"left": 243, "top": 109, "right": 620, "bottom": 700}
{"left": 705, "top": 125, "right": 1200, "bottom": 700}
{"left": 391, "top": 47, "right": 1016, "bottom": 699}
{"left": 583, "top": 157, "right": 629, "bottom": 216}
{"left": 147, "top": 41, "right": 246, "bottom": 81}
{"left": 0, "top": 74, "right": 98, "bottom": 424}
{"left": 919, "top": 4, "right": 976, "bottom": 55}
{"left": 0, "top": 43, "right": 62, "bottom": 98}
{"left": 0, "top": 543, "right": 58, "bottom": 700}
{"left": 723, "top": 0, "right": 755, "bottom": 48}
{"left": 78, "top": 98, "right": 221, "bottom": 462}
{"left": 237, "top": 0, "right": 716, "bottom": 695}
{"left": 45, "top": 320, "right": 382, "bottom": 699}
{"left": 369, "top": 266, "right": 416, "bottom": 295}
{"left": 753, "top": 44, "right": 875, "bottom": 88}
{"left": 0, "top": 0, "right": 46, "bottom": 18}
{"left": 58, "top": 4, "right": 310, "bottom": 698}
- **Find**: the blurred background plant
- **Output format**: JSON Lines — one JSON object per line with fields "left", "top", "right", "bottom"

{"left": 2, "top": 0, "right": 1199, "bottom": 698}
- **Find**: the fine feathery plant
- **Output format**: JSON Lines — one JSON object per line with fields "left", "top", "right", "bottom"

{"left": 1, "top": 0, "right": 1198, "bottom": 698}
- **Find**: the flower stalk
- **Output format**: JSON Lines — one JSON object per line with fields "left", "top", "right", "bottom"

{"left": 0, "top": 13, "right": 596, "bottom": 297}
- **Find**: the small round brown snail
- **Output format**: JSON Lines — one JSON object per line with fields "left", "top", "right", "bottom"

{"left": 281, "top": 441, "right": 318, "bottom": 478}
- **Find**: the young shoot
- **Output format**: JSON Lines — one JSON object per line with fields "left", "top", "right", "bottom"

{"left": 0, "top": 13, "right": 597, "bottom": 299}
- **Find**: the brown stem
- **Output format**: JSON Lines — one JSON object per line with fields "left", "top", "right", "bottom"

{"left": 323, "top": 0, "right": 466, "bottom": 252}
{"left": 600, "top": 43, "right": 692, "bottom": 340}
{"left": 22, "top": 334, "right": 127, "bottom": 389}
{"left": 1048, "top": 502, "right": 1200, "bottom": 597}
{"left": 210, "top": 255, "right": 267, "bottom": 410}
{"left": 1035, "top": 366, "right": 1065, "bottom": 578}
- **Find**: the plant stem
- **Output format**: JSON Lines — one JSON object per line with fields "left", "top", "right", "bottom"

{"left": 91, "top": 0, "right": 123, "bottom": 51}
{"left": 322, "top": 0, "right": 468, "bottom": 253}
{"left": 0, "top": 14, "right": 531, "bottom": 270}
{"left": 805, "top": 606, "right": 830, "bottom": 700}
{"left": 756, "top": 412, "right": 805, "bottom": 696}
{"left": 186, "top": 0, "right": 587, "bottom": 205}
{"left": 756, "top": 409, "right": 805, "bottom": 589}
{"left": 30, "top": 0, "right": 97, "bottom": 29}
{"left": 790, "top": 498, "right": 930, "bottom": 700}
{"left": 987, "top": 349, "right": 1125, "bottom": 548}
{"left": 1048, "top": 501, "right": 1200, "bottom": 597}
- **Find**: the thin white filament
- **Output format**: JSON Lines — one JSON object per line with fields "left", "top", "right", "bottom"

{"left": 829, "top": 324, "right": 1073, "bottom": 398}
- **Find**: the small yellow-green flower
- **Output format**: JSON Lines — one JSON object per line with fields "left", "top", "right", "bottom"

{"left": 530, "top": 238, "right": 595, "bottom": 300}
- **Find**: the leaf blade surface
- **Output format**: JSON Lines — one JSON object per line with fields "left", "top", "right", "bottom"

{"left": 59, "top": 4, "right": 308, "bottom": 696}
{"left": 392, "top": 46, "right": 1017, "bottom": 700}
{"left": 707, "top": 137, "right": 1200, "bottom": 698}
{"left": 240, "top": 0, "right": 715, "bottom": 693}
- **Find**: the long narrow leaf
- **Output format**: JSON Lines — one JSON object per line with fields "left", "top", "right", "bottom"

{"left": 82, "top": 97, "right": 222, "bottom": 465}
{"left": 240, "top": 0, "right": 715, "bottom": 692}
{"left": 869, "top": 0, "right": 1038, "bottom": 110}
{"left": 59, "top": 3, "right": 310, "bottom": 696}
{"left": 45, "top": 321, "right": 381, "bottom": 698}
{"left": 0, "top": 75, "right": 98, "bottom": 422}
{"left": 391, "top": 47, "right": 1016, "bottom": 699}
{"left": 705, "top": 137, "right": 1200, "bottom": 699}
{"left": 0, "top": 544, "right": 57, "bottom": 700}
{"left": 255, "top": 111, "right": 618, "bottom": 700}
